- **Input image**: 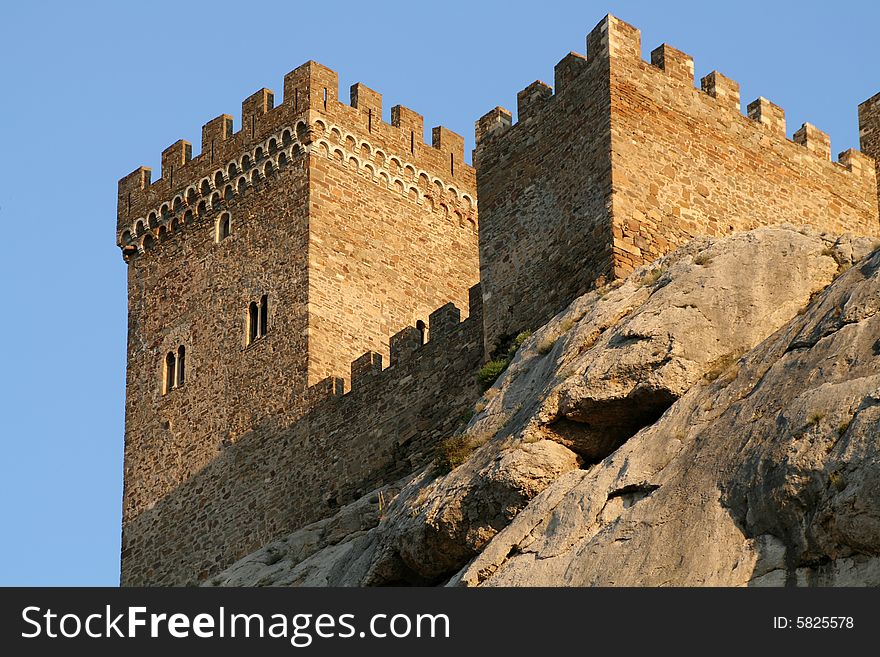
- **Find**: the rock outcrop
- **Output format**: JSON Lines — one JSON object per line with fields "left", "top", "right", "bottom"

{"left": 207, "top": 226, "right": 880, "bottom": 587}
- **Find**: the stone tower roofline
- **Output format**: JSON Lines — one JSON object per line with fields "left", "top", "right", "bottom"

{"left": 474, "top": 14, "right": 876, "bottom": 181}
{"left": 116, "top": 60, "right": 476, "bottom": 258}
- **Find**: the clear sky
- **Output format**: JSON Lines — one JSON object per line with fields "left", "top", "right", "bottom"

{"left": 0, "top": 0, "right": 877, "bottom": 586}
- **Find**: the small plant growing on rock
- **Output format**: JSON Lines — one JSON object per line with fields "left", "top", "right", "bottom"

{"left": 507, "top": 330, "right": 532, "bottom": 356}
{"left": 437, "top": 434, "right": 472, "bottom": 473}
{"left": 537, "top": 334, "right": 557, "bottom": 355}
{"left": 806, "top": 411, "right": 826, "bottom": 428}
{"left": 703, "top": 352, "right": 738, "bottom": 383}
{"left": 436, "top": 428, "right": 496, "bottom": 473}
{"left": 476, "top": 358, "right": 509, "bottom": 388}
{"left": 537, "top": 315, "right": 580, "bottom": 356}
{"left": 640, "top": 267, "right": 663, "bottom": 287}
{"left": 475, "top": 330, "right": 532, "bottom": 388}
{"left": 693, "top": 252, "right": 713, "bottom": 266}
{"left": 828, "top": 470, "right": 847, "bottom": 492}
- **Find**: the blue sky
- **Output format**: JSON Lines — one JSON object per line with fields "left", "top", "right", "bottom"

{"left": 0, "top": 1, "right": 877, "bottom": 586}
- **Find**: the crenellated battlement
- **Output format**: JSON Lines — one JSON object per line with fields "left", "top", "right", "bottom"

{"left": 117, "top": 60, "right": 476, "bottom": 257}
{"left": 117, "top": 117, "right": 477, "bottom": 260}
{"left": 475, "top": 12, "right": 879, "bottom": 353}
{"left": 475, "top": 14, "right": 875, "bottom": 181}
{"left": 303, "top": 285, "right": 481, "bottom": 403}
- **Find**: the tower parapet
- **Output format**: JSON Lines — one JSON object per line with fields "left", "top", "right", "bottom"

{"left": 117, "top": 60, "right": 476, "bottom": 258}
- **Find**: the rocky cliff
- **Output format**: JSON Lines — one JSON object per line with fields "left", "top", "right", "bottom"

{"left": 206, "top": 225, "right": 880, "bottom": 587}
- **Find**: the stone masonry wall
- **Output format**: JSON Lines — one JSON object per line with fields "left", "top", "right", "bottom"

{"left": 121, "top": 290, "right": 483, "bottom": 585}
{"left": 118, "top": 61, "right": 480, "bottom": 584}
{"left": 302, "top": 68, "right": 478, "bottom": 383}
{"left": 122, "top": 154, "right": 311, "bottom": 524}
{"left": 860, "top": 92, "right": 880, "bottom": 210}
{"left": 474, "top": 34, "right": 613, "bottom": 356}
{"left": 607, "top": 17, "right": 879, "bottom": 276}
{"left": 475, "top": 15, "right": 878, "bottom": 357}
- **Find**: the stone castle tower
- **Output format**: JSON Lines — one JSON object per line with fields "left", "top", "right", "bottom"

{"left": 476, "top": 15, "right": 879, "bottom": 354}
{"left": 117, "top": 61, "right": 480, "bottom": 582}
{"left": 117, "top": 15, "right": 880, "bottom": 585}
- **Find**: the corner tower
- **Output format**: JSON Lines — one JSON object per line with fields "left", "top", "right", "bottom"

{"left": 475, "top": 14, "right": 878, "bottom": 355}
{"left": 860, "top": 92, "right": 880, "bottom": 210}
{"left": 117, "top": 61, "right": 478, "bottom": 532}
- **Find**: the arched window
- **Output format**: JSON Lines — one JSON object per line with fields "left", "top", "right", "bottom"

{"left": 248, "top": 301, "right": 259, "bottom": 345}
{"left": 242, "top": 154, "right": 251, "bottom": 171}
{"left": 246, "top": 295, "right": 269, "bottom": 345}
{"left": 260, "top": 295, "right": 268, "bottom": 337}
{"left": 228, "top": 162, "right": 238, "bottom": 178}
{"left": 164, "top": 351, "right": 176, "bottom": 394}
{"left": 268, "top": 138, "right": 277, "bottom": 154}
{"left": 216, "top": 212, "right": 231, "bottom": 242}
{"left": 162, "top": 345, "right": 187, "bottom": 393}
{"left": 214, "top": 171, "right": 224, "bottom": 189}
{"left": 255, "top": 146, "right": 265, "bottom": 161}
{"left": 416, "top": 319, "right": 427, "bottom": 345}
{"left": 176, "top": 345, "right": 186, "bottom": 387}
{"left": 201, "top": 180, "right": 211, "bottom": 196}
{"left": 282, "top": 129, "right": 292, "bottom": 146}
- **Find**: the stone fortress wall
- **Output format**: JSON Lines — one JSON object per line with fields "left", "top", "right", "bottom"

{"left": 121, "top": 290, "right": 483, "bottom": 585}
{"left": 860, "top": 92, "right": 880, "bottom": 202}
{"left": 118, "top": 14, "right": 880, "bottom": 585}
{"left": 476, "top": 15, "right": 879, "bottom": 354}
